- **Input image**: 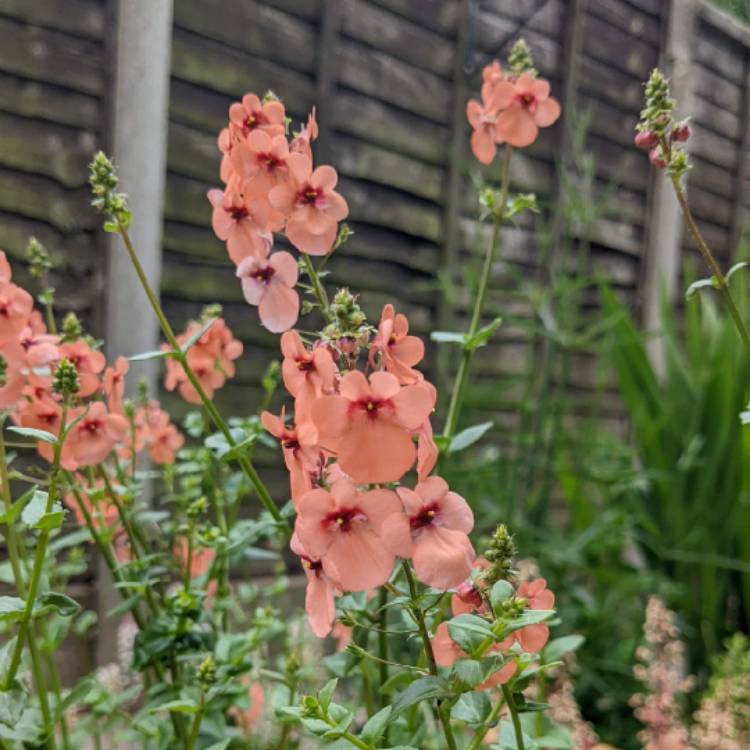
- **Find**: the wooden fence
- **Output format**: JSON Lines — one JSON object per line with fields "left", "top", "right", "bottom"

{"left": 0, "top": 0, "right": 749, "bottom": 667}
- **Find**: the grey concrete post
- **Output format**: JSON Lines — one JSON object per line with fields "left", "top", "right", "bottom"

{"left": 99, "top": 0, "right": 173, "bottom": 665}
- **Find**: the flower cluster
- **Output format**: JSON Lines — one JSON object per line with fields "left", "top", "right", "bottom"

{"left": 630, "top": 596, "right": 693, "bottom": 750}
{"left": 466, "top": 39, "right": 560, "bottom": 163}
{"left": 162, "top": 311, "right": 243, "bottom": 404}
{"left": 208, "top": 92, "right": 348, "bottom": 332}
{"left": 260, "top": 296, "right": 475, "bottom": 637}
{"left": 635, "top": 68, "right": 691, "bottom": 178}
{"left": 0, "top": 248, "right": 183, "bottom": 472}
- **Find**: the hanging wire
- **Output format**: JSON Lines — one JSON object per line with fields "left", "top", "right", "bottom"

{"left": 464, "top": 0, "right": 553, "bottom": 75}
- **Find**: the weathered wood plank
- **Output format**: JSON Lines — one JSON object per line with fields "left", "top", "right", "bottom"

{"left": 367, "top": 0, "right": 458, "bottom": 36}
{"left": 690, "top": 123, "right": 738, "bottom": 170}
{"left": 331, "top": 89, "right": 450, "bottom": 166}
{"left": 585, "top": 0, "right": 661, "bottom": 44}
{"left": 480, "top": 0, "right": 566, "bottom": 39}
{"left": 694, "top": 20, "right": 745, "bottom": 84}
{"left": 0, "top": 167, "right": 96, "bottom": 231}
{"left": 0, "top": 72, "right": 100, "bottom": 129}
{"left": 693, "top": 93, "right": 741, "bottom": 141}
{"left": 0, "top": 0, "right": 104, "bottom": 40}
{"left": 328, "top": 134, "right": 445, "bottom": 201}
{"left": 336, "top": 39, "right": 452, "bottom": 124}
{"left": 694, "top": 65, "right": 743, "bottom": 114}
{"left": 582, "top": 13, "right": 656, "bottom": 80}
{"left": 339, "top": 176, "right": 443, "bottom": 241}
{"left": 690, "top": 157, "right": 735, "bottom": 199}
{"left": 0, "top": 111, "right": 95, "bottom": 187}
{"left": 167, "top": 121, "right": 219, "bottom": 182}
{"left": 0, "top": 16, "right": 104, "bottom": 95}
{"left": 687, "top": 184, "right": 732, "bottom": 226}
{"left": 340, "top": 0, "right": 455, "bottom": 77}
{"left": 261, "top": 0, "right": 321, "bottom": 23}
{"left": 173, "top": 0, "right": 317, "bottom": 74}
{"left": 171, "top": 27, "right": 314, "bottom": 112}
{"left": 579, "top": 57, "right": 646, "bottom": 112}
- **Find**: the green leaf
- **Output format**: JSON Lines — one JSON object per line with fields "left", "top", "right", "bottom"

{"left": 726, "top": 261, "right": 748, "bottom": 280}
{"left": 451, "top": 691, "right": 491, "bottom": 727}
{"left": 449, "top": 421, "right": 493, "bottom": 453}
{"left": 465, "top": 317, "right": 503, "bottom": 351}
{"left": 318, "top": 678, "right": 337, "bottom": 712}
{"left": 181, "top": 317, "right": 217, "bottom": 353}
{"left": 430, "top": 331, "right": 467, "bottom": 345}
{"left": 495, "top": 720, "right": 538, "bottom": 749}
{"left": 38, "top": 592, "right": 81, "bottom": 618}
{"left": 0, "top": 486, "right": 37, "bottom": 525}
{"left": 220, "top": 435, "right": 258, "bottom": 463}
{"left": 542, "top": 634, "right": 585, "bottom": 663}
{"left": 148, "top": 699, "right": 199, "bottom": 714}
{"left": 392, "top": 676, "right": 451, "bottom": 713}
{"left": 490, "top": 580, "right": 514, "bottom": 610}
{"left": 452, "top": 658, "right": 484, "bottom": 688}
{"left": 505, "top": 192, "right": 539, "bottom": 218}
{"left": 22, "top": 491, "right": 64, "bottom": 531}
{"left": 7, "top": 426, "right": 57, "bottom": 444}
{"left": 685, "top": 276, "right": 717, "bottom": 299}
{"left": 128, "top": 349, "right": 169, "bottom": 362}
{"left": 0, "top": 596, "right": 25, "bottom": 623}
{"left": 447, "top": 614, "right": 495, "bottom": 653}
{"left": 204, "top": 742, "right": 231, "bottom": 750}
{"left": 361, "top": 705, "right": 392, "bottom": 744}
{"left": 0, "top": 683, "right": 27, "bottom": 727}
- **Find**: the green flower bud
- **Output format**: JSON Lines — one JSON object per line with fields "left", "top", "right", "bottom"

{"left": 197, "top": 655, "right": 217, "bottom": 686}
{"left": 61, "top": 312, "right": 83, "bottom": 343}
{"left": 52, "top": 358, "right": 80, "bottom": 397}
{"left": 89, "top": 151, "right": 132, "bottom": 227}
{"left": 481, "top": 524, "right": 517, "bottom": 588}
{"left": 508, "top": 38, "right": 537, "bottom": 77}
{"left": 26, "top": 237, "right": 53, "bottom": 279}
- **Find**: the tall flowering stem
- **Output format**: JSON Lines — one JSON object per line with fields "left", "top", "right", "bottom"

{"left": 443, "top": 144, "right": 513, "bottom": 440}
{"left": 105, "top": 202, "right": 286, "bottom": 531}
{"left": 636, "top": 68, "right": 750, "bottom": 355}
{"left": 401, "top": 560, "right": 459, "bottom": 750}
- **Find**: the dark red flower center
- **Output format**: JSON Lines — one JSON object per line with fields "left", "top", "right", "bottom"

{"left": 250, "top": 265, "right": 275, "bottom": 284}
{"left": 83, "top": 419, "right": 104, "bottom": 436}
{"left": 324, "top": 506, "right": 365, "bottom": 533}
{"left": 518, "top": 93, "right": 537, "bottom": 111}
{"left": 296, "top": 184, "right": 323, "bottom": 207}
{"left": 351, "top": 397, "right": 391, "bottom": 421}
{"left": 246, "top": 111, "right": 266, "bottom": 130}
{"left": 281, "top": 435, "right": 299, "bottom": 451}
{"left": 410, "top": 502, "right": 440, "bottom": 531}
{"left": 297, "top": 358, "right": 314, "bottom": 372}
{"left": 258, "top": 151, "right": 284, "bottom": 171}
{"left": 302, "top": 556, "right": 323, "bottom": 576}
{"left": 228, "top": 205, "right": 249, "bottom": 221}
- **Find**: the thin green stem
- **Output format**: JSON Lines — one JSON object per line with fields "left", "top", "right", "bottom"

{"left": 400, "top": 561, "right": 458, "bottom": 750}
{"left": 4, "top": 399, "right": 68, "bottom": 699}
{"left": 0, "top": 424, "right": 27, "bottom": 595}
{"left": 443, "top": 145, "right": 513, "bottom": 440}
{"left": 301, "top": 253, "right": 332, "bottom": 322}
{"left": 466, "top": 693, "right": 505, "bottom": 750}
{"left": 377, "top": 586, "right": 389, "bottom": 707}
{"left": 185, "top": 692, "right": 205, "bottom": 750}
{"left": 44, "top": 650, "right": 72, "bottom": 750}
{"left": 502, "top": 684, "right": 525, "bottom": 750}
{"left": 114, "top": 223, "right": 287, "bottom": 531}
{"left": 670, "top": 175, "right": 750, "bottom": 354}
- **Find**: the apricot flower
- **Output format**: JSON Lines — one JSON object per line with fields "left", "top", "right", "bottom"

{"left": 381, "top": 476, "right": 475, "bottom": 590}
{"left": 229, "top": 93, "right": 285, "bottom": 139}
{"left": 62, "top": 402, "right": 128, "bottom": 471}
{"left": 291, "top": 533, "right": 339, "bottom": 638}
{"left": 237, "top": 251, "right": 299, "bottom": 333}
{"left": 280, "top": 330, "right": 336, "bottom": 421}
{"left": 369, "top": 304, "right": 424, "bottom": 384}
{"left": 312, "top": 370, "right": 435, "bottom": 484}
{"left": 0, "top": 282, "right": 33, "bottom": 345}
{"left": 269, "top": 158, "right": 348, "bottom": 255}
{"left": 294, "top": 478, "right": 400, "bottom": 591}
{"left": 494, "top": 74, "right": 561, "bottom": 148}
{"left": 59, "top": 340, "right": 106, "bottom": 397}
{"left": 207, "top": 187, "right": 273, "bottom": 265}
{"left": 102, "top": 356, "right": 128, "bottom": 414}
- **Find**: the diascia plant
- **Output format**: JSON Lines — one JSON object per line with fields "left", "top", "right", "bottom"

{"left": 0, "top": 40, "right": 582, "bottom": 750}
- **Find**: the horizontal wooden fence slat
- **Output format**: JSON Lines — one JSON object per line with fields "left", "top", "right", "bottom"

{"left": 0, "top": 0, "right": 104, "bottom": 41}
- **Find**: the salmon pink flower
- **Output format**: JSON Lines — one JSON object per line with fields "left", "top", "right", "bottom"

{"left": 312, "top": 371, "right": 435, "bottom": 484}
{"left": 18, "top": 327, "right": 60, "bottom": 370}
{"left": 416, "top": 417, "right": 438, "bottom": 482}
{"left": 207, "top": 187, "right": 273, "bottom": 265}
{"left": 369, "top": 304, "right": 424, "bottom": 384}
{"left": 0, "top": 250, "right": 11, "bottom": 283}
{"left": 294, "top": 478, "right": 400, "bottom": 592}
{"left": 63, "top": 477, "right": 120, "bottom": 534}
{"left": 290, "top": 107, "right": 319, "bottom": 159}
{"left": 236, "top": 251, "right": 299, "bottom": 333}
{"left": 102, "top": 356, "right": 128, "bottom": 414}
{"left": 507, "top": 578, "right": 554, "bottom": 653}
{"left": 229, "top": 679, "right": 266, "bottom": 737}
{"left": 451, "top": 558, "right": 490, "bottom": 616}
{"left": 261, "top": 407, "right": 322, "bottom": 504}
{"left": 381, "top": 476, "right": 475, "bottom": 590}
{"left": 466, "top": 82, "right": 511, "bottom": 164}
{"left": 0, "top": 282, "right": 33, "bottom": 346}
{"left": 269, "top": 158, "right": 348, "bottom": 255}
{"left": 148, "top": 421, "right": 184, "bottom": 465}
{"left": 62, "top": 402, "right": 128, "bottom": 470}
{"left": 494, "top": 74, "right": 561, "bottom": 148}
{"left": 59, "top": 339, "right": 106, "bottom": 397}
{"left": 291, "top": 533, "right": 340, "bottom": 638}
{"left": 229, "top": 93, "right": 285, "bottom": 139}
{"left": 0, "top": 350, "right": 26, "bottom": 409}
{"left": 231, "top": 130, "right": 294, "bottom": 198}
{"left": 280, "top": 330, "right": 336, "bottom": 420}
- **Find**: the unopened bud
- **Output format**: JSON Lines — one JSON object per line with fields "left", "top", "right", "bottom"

{"left": 508, "top": 38, "right": 537, "bottom": 77}
{"left": 53, "top": 358, "right": 80, "bottom": 397}
{"left": 89, "top": 151, "right": 131, "bottom": 227}
{"left": 61, "top": 312, "right": 83, "bottom": 343}
{"left": 634, "top": 131, "right": 658, "bottom": 150}
{"left": 197, "top": 655, "right": 217, "bottom": 686}
{"left": 649, "top": 149, "right": 667, "bottom": 169}
{"left": 672, "top": 123, "right": 691, "bottom": 142}
{"left": 26, "top": 237, "right": 53, "bottom": 278}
